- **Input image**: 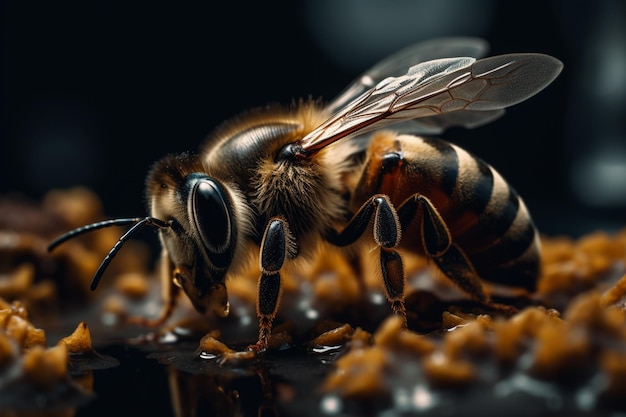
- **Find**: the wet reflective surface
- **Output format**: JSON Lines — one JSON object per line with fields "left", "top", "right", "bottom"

{"left": 65, "top": 342, "right": 331, "bottom": 417}
{"left": 2, "top": 190, "right": 626, "bottom": 417}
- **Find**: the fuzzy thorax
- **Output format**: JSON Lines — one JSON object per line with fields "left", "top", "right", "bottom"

{"left": 251, "top": 148, "right": 348, "bottom": 255}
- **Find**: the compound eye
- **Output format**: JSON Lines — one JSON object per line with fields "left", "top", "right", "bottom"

{"left": 189, "top": 178, "right": 232, "bottom": 260}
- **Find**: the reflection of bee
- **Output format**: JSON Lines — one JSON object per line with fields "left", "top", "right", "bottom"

{"left": 49, "top": 38, "right": 562, "bottom": 352}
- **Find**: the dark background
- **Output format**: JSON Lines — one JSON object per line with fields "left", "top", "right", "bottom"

{"left": 2, "top": 0, "right": 625, "bottom": 238}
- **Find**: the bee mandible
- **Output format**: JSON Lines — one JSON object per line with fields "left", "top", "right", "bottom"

{"left": 49, "top": 38, "right": 563, "bottom": 352}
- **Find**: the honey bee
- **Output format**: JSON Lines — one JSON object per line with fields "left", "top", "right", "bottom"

{"left": 49, "top": 38, "right": 562, "bottom": 352}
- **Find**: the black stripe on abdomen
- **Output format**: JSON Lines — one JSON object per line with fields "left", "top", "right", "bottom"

{"left": 454, "top": 162, "right": 539, "bottom": 291}
{"left": 419, "top": 137, "right": 459, "bottom": 196}
{"left": 468, "top": 193, "right": 539, "bottom": 291}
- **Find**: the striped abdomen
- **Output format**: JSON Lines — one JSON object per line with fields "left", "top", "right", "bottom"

{"left": 353, "top": 131, "right": 540, "bottom": 291}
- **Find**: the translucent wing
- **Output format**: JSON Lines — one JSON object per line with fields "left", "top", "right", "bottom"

{"left": 299, "top": 53, "right": 563, "bottom": 156}
{"left": 326, "top": 37, "right": 490, "bottom": 114}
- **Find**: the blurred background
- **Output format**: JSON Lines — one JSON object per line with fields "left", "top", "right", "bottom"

{"left": 1, "top": 0, "right": 625, "bottom": 238}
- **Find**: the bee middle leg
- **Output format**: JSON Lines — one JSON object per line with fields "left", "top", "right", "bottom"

{"left": 327, "top": 192, "right": 490, "bottom": 330}
{"left": 326, "top": 194, "right": 407, "bottom": 325}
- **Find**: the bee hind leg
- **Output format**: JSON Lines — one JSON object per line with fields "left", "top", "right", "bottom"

{"left": 397, "top": 194, "right": 489, "bottom": 304}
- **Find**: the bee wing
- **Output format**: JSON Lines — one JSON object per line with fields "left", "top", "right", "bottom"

{"left": 327, "top": 37, "right": 490, "bottom": 114}
{"left": 388, "top": 108, "right": 506, "bottom": 135}
{"left": 299, "top": 53, "right": 563, "bottom": 155}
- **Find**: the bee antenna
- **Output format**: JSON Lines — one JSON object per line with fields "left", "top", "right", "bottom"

{"left": 48, "top": 217, "right": 170, "bottom": 291}
{"left": 48, "top": 218, "right": 144, "bottom": 252}
{"left": 88, "top": 217, "right": 170, "bottom": 291}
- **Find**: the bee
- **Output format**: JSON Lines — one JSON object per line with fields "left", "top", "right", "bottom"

{"left": 49, "top": 38, "right": 563, "bottom": 353}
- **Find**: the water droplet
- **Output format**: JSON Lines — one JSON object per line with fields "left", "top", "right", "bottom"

{"left": 370, "top": 292, "right": 385, "bottom": 305}
{"left": 144, "top": 300, "right": 161, "bottom": 316}
{"left": 235, "top": 305, "right": 253, "bottom": 326}
{"left": 173, "top": 326, "right": 192, "bottom": 337}
{"left": 305, "top": 308, "right": 319, "bottom": 320}
{"left": 320, "top": 394, "right": 342, "bottom": 415}
{"left": 311, "top": 344, "right": 343, "bottom": 354}
{"left": 412, "top": 385, "right": 435, "bottom": 410}
{"left": 198, "top": 351, "right": 218, "bottom": 360}
{"left": 101, "top": 312, "right": 118, "bottom": 327}
{"left": 158, "top": 331, "right": 178, "bottom": 344}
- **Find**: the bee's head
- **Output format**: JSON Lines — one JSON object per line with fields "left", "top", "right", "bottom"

{"left": 145, "top": 152, "right": 240, "bottom": 317}
{"left": 47, "top": 152, "right": 240, "bottom": 318}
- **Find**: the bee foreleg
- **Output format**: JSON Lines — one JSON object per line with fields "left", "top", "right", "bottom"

{"left": 251, "top": 217, "right": 295, "bottom": 353}
{"left": 254, "top": 271, "right": 281, "bottom": 353}
{"left": 125, "top": 253, "right": 181, "bottom": 328}
{"left": 399, "top": 195, "right": 488, "bottom": 303}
